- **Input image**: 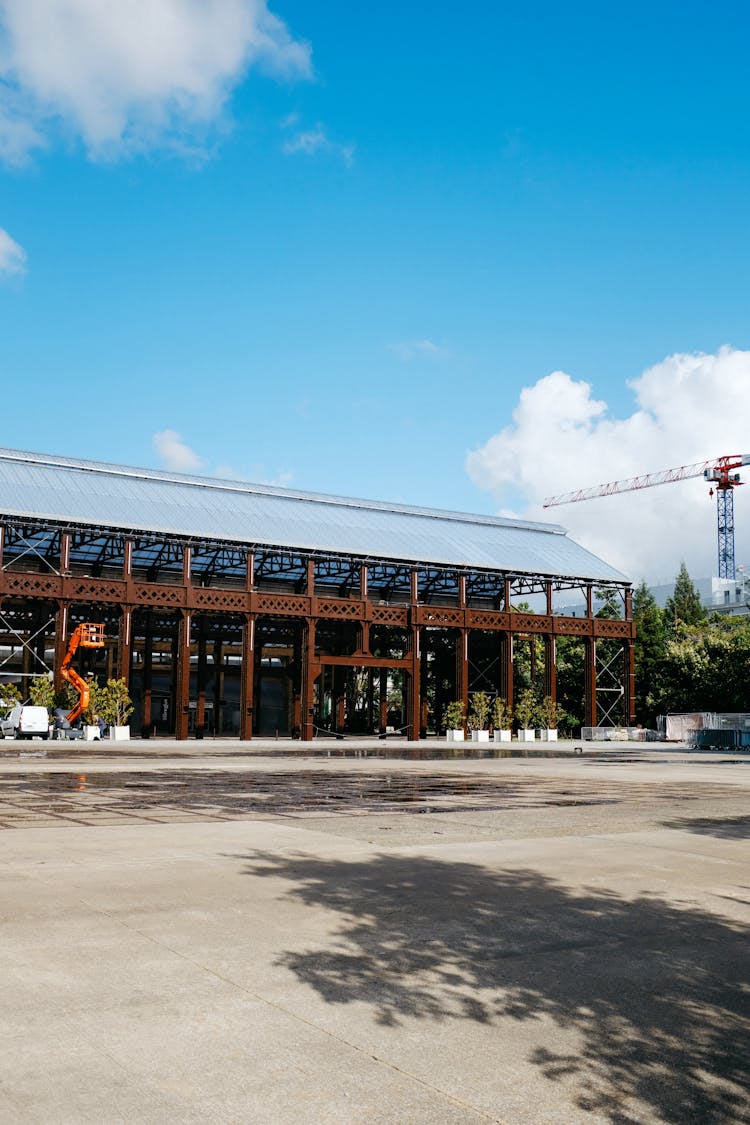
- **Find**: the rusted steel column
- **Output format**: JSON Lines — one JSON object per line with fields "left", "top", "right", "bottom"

{"left": 500, "top": 630, "right": 514, "bottom": 713}
{"left": 214, "top": 637, "right": 224, "bottom": 736}
{"left": 0, "top": 524, "right": 4, "bottom": 571}
{"left": 123, "top": 539, "right": 133, "bottom": 581}
{"left": 182, "top": 546, "right": 192, "bottom": 587}
{"left": 240, "top": 614, "right": 255, "bottom": 739}
{"left": 335, "top": 667, "right": 346, "bottom": 731}
{"left": 196, "top": 619, "right": 207, "bottom": 737}
{"left": 379, "top": 668, "right": 388, "bottom": 733}
{"left": 408, "top": 626, "right": 421, "bottom": 739}
{"left": 543, "top": 634, "right": 556, "bottom": 704}
{"left": 584, "top": 637, "right": 597, "bottom": 729}
{"left": 301, "top": 618, "right": 316, "bottom": 741}
{"left": 546, "top": 581, "right": 553, "bottom": 616}
{"left": 118, "top": 606, "right": 132, "bottom": 685}
{"left": 624, "top": 586, "right": 633, "bottom": 621}
{"left": 623, "top": 639, "right": 636, "bottom": 725}
{"left": 54, "top": 600, "right": 69, "bottom": 691}
{"left": 455, "top": 628, "right": 469, "bottom": 721}
{"left": 60, "top": 531, "right": 71, "bottom": 575}
{"left": 141, "top": 615, "right": 153, "bottom": 737}
{"left": 586, "top": 585, "right": 593, "bottom": 617}
{"left": 174, "top": 611, "right": 190, "bottom": 740}
{"left": 246, "top": 551, "right": 255, "bottom": 591}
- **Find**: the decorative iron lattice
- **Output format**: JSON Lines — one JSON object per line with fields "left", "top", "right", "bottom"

{"left": 553, "top": 616, "right": 593, "bottom": 636}
{"left": 3, "top": 574, "right": 61, "bottom": 598}
{"left": 316, "top": 599, "right": 363, "bottom": 620}
{"left": 467, "top": 610, "right": 510, "bottom": 631}
{"left": 69, "top": 580, "right": 125, "bottom": 603}
{"left": 254, "top": 593, "right": 309, "bottom": 617}
{"left": 510, "top": 613, "right": 552, "bottom": 634}
{"left": 133, "top": 584, "right": 185, "bottom": 606}
{"left": 369, "top": 605, "right": 408, "bottom": 625}
{"left": 594, "top": 619, "right": 632, "bottom": 638}
{"left": 416, "top": 607, "right": 464, "bottom": 627}
{"left": 191, "top": 589, "right": 248, "bottom": 612}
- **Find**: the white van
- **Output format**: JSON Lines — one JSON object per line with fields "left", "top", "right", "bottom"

{"left": 5, "top": 705, "right": 50, "bottom": 740}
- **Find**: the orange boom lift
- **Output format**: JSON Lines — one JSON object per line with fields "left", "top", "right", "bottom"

{"left": 60, "top": 623, "right": 105, "bottom": 724}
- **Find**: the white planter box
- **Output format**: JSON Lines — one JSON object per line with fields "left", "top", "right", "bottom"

{"left": 446, "top": 729, "right": 465, "bottom": 742}
{"left": 109, "top": 725, "right": 131, "bottom": 742}
{"left": 493, "top": 729, "right": 512, "bottom": 742}
{"left": 539, "top": 728, "right": 558, "bottom": 741}
{"left": 83, "top": 725, "right": 101, "bottom": 741}
{"left": 471, "top": 730, "right": 490, "bottom": 742}
{"left": 517, "top": 728, "right": 536, "bottom": 742}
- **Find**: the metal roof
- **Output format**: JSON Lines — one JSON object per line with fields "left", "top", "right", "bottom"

{"left": 0, "top": 448, "right": 627, "bottom": 583}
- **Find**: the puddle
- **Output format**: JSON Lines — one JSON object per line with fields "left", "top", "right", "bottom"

{"left": 0, "top": 766, "right": 738, "bottom": 831}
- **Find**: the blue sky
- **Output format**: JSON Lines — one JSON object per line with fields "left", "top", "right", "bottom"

{"left": 2, "top": 1, "right": 750, "bottom": 579}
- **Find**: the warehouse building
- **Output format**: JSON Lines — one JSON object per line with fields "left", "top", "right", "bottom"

{"left": 0, "top": 448, "right": 634, "bottom": 739}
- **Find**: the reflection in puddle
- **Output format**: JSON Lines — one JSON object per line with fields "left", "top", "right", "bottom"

{"left": 0, "top": 765, "right": 736, "bottom": 832}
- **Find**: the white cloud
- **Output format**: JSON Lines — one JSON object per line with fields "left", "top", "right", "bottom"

{"left": 466, "top": 347, "right": 750, "bottom": 584}
{"left": 0, "top": 0, "right": 312, "bottom": 162}
{"left": 282, "top": 121, "right": 354, "bottom": 165}
{"left": 0, "top": 226, "right": 26, "bottom": 275}
{"left": 153, "top": 429, "right": 207, "bottom": 473}
{"left": 387, "top": 339, "right": 446, "bottom": 362}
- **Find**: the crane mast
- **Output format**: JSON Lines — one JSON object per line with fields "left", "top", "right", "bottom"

{"left": 543, "top": 454, "right": 750, "bottom": 580}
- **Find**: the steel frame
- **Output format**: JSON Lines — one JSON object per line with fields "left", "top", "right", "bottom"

{"left": 0, "top": 515, "right": 635, "bottom": 739}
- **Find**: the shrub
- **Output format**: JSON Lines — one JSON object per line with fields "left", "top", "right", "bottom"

{"left": 28, "top": 675, "right": 55, "bottom": 712}
{"left": 468, "top": 691, "right": 490, "bottom": 731}
{"left": 444, "top": 700, "right": 465, "bottom": 730}
{"left": 96, "top": 678, "right": 134, "bottom": 727}
{"left": 492, "top": 696, "right": 511, "bottom": 730}
{"left": 538, "top": 695, "right": 564, "bottom": 729}
{"left": 514, "top": 688, "right": 537, "bottom": 729}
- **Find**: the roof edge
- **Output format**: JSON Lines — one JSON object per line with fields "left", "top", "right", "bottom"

{"left": 0, "top": 446, "right": 567, "bottom": 537}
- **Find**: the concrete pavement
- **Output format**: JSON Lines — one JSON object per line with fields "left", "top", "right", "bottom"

{"left": 1, "top": 746, "right": 749, "bottom": 1123}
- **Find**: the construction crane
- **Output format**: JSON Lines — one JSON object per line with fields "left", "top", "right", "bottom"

{"left": 60, "top": 623, "right": 105, "bottom": 724}
{"left": 543, "top": 454, "right": 750, "bottom": 580}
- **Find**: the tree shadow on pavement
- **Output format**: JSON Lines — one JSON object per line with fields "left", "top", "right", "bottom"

{"left": 242, "top": 851, "right": 749, "bottom": 1124}
{"left": 662, "top": 815, "right": 750, "bottom": 840}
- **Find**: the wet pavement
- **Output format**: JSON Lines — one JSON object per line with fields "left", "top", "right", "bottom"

{"left": 0, "top": 762, "right": 745, "bottom": 830}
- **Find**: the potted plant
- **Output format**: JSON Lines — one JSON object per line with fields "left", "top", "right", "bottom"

{"left": 514, "top": 688, "right": 537, "bottom": 742}
{"left": 492, "top": 697, "right": 512, "bottom": 742}
{"left": 538, "top": 695, "right": 563, "bottom": 741}
{"left": 468, "top": 691, "right": 490, "bottom": 742}
{"left": 98, "top": 678, "right": 134, "bottom": 741}
{"left": 81, "top": 677, "right": 103, "bottom": 741}
{"left": 444, "top": 700, "right": 465, "bottom": 742}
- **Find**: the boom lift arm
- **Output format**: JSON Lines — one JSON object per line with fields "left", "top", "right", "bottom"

{"left": 60, "top": 623, "right": 105, "bottom": 724}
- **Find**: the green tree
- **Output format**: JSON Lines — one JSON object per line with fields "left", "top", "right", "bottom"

{"left": 556, "top": 635, "right": 585, "bottom": 732}
{"left": 28, "top": 675, "right": 56, "bottom": 712}
{"left": 96, "top": 678, "right": 134, "bottom": 727}
{"left": 0, "top": 682, "right": 22, "bottom": 708}
{"left": 632, "top": 580, "right": 666, "bottom": 726}
{"left": 664, "top": 562, "right": 706, "bottom": 627}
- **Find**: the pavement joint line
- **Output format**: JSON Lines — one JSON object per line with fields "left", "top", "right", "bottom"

{"left": 66, "top": 891, "right": 505, "bottom": 1124}
{"left": 578, "top": 832, "right": 747, "bottom": 866}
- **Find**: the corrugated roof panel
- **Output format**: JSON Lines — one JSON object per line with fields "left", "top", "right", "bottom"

{"left": 0, "top": 448, "right": 628, "bottom": 583}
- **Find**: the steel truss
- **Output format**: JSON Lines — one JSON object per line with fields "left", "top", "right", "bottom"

{"left": 0, "top": 515, "right": 635, "bottom": 738}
